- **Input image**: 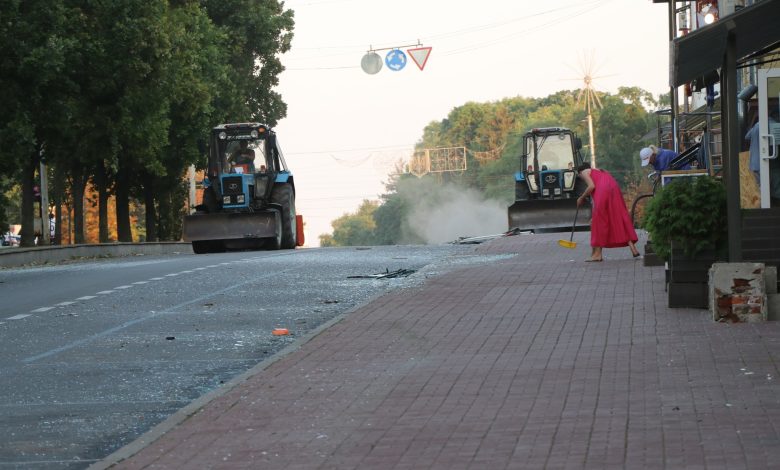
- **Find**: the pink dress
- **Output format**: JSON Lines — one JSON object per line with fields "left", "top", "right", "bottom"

{"left": 588, "top": 169, "right": 638, "bottom": 248}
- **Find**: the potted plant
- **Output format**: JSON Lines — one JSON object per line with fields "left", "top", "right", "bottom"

{"left": 643, "top": 176, "right": 728, "bottom": 308}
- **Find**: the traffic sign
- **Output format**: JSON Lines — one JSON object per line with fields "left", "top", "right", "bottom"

{"left": 384, "top": 49, "right": 407, "bottom": 71}
{"left": 407, "top": 47, "right": 432, "bottom": 71}
{"left": 361, "top": 52, "right": 383, "bottom": 75}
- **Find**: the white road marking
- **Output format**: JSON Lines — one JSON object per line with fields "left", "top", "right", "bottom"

{"left": 23, "top": 267, "right": 294, "bottom": 364}
{"left": 13, "top": 263, "right": 233, "bottom": 320}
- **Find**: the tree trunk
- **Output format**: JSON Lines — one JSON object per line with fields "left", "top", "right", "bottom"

{"left": 54, "top": 202, "right": 62, "bottom": 245}
{"left": 65, "top": 202, "right": 72, "bottom": 245}
{"left": 50, "top": 162, "right": 65, "bottom": 245}
{"left": 19, "top": 150, "right": 39, "bottom": 247}
{"left": 96, "top": 161, "right": 109, "bottom": 243}
{"left": 115, "top": 164, "right": 132, "bottom": 242}
{"left": 158, "top": 190, "right": 171, "bottom": 241}
{"left": 71, "top": 172, "right": 87, "bottom": 245}
{"left": 143, "top": 172, "right": 157, "bottom": 242}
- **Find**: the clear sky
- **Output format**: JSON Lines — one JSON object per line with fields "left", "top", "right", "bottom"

{"left": 274, "top": 0, "right": 672, "bottom": 245}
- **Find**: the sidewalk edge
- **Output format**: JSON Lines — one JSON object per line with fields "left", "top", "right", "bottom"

{"left": 88, "top": 294, "right": 379, "bottom": 469}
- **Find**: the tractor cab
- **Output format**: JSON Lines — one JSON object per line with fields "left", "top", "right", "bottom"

{"left": 184, "top": 122, "right": 299, "bottom": 253}
{"left": 518, "top": 127, "right": 582, "bottom": 199}
{"left": 203, "top": 123, "right": 291, "bottom": 212}
{"left": 508, "top": 127, "right": 590, "bottom": 232}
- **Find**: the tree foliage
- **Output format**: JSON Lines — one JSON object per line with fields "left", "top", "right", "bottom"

{"left": 324, "top": 88, "right": 663, "bottom": 247}
{"left": 0, "top": 0, "right": 294, "bottom": 244}
{"left": 320, "top": 200, "right": 379, "bottom": 247}
{"left": 643, "top": 176, "right": 727, "bottom": 260}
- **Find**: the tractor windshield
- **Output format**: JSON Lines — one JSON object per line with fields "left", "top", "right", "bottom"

{"left": 218, "top": 138, "right": 268, "bottom": 174}
{"left": 528, "top": 133, "right": 575, "bottom": 171}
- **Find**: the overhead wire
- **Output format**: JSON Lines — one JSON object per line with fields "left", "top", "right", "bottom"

{"left": 283, "top": 0, "right": 615, "bottom": 69}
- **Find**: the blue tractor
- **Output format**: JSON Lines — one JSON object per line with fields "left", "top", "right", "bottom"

{"left": 183, "top": 123, "right": 300, "bottom": 253}
{"left": 508, "top": 127, "right": 591, "bottom": 232}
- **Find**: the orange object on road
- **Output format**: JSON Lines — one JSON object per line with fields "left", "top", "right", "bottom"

{"left": 272, "top": 328, "right": 290, "bottom": 336}
{"left": 295, "top": 215, "right": 305, "bottom": 246}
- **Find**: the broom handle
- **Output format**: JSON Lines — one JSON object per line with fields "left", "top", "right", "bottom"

{"left": 569, "top": 204, "right": 579, "bottom": 242}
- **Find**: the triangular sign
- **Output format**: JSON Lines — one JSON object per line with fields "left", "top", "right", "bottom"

{"left": 407, "top": 47, "right": 432, "bottom": 71}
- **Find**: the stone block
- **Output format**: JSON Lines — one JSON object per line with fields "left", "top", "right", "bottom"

{"left": 669, "top": 282, "right": 708, "bottom": 309}
{"left": 709, "top": 262, "right": 767, "bottom": 323}
{"left": 765, "top": 266, "right": 777, "bottom": 295}
{"left": 768, "top": 294, "right": 780, "bottom": 321}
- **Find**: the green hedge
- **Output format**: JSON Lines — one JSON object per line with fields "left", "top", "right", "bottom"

{"left": 643, "top": 176, "right": 727, "bottom": 260}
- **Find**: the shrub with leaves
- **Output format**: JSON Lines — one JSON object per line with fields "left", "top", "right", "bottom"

{"left": 642, "top": 176, "right": 727, "bottom": 260}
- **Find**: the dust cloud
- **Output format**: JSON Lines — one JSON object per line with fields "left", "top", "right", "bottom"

{"left": 403, "top": 184, "right": 507, "bottom": 244}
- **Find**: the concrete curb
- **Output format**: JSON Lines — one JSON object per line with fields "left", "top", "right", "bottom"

{"left": 88, "top": 290, "right": 387, "bottom": 469}
{"left": 89, "top": 251, "right": 489, "bottom": 468}
{"left": 0, "top": 242, "right": 193, "bottom": 268}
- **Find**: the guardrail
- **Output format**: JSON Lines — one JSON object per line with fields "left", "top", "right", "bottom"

{"left": 0, "top": 242, "right": 193, "bottom": 269}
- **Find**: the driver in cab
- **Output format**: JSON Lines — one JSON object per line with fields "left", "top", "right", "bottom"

{"left": 229, "top": 140, "right": 255, "bottom": 173}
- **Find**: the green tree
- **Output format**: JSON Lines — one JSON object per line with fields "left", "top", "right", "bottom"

{"left": 594, "top": 88, "right": 657, "bottom": 186}
{"left": 145, "top": 2, "right": 227, "bottom": 241}
{"left": 324, "top": 200, "right": 379, "bottom": 247}
{"left": 200, "top": 0, "right": 294, "bottom": 125}
{"left": 0, "top": 0, "right": 80, "bottom": 246}
{"left": 326, "top": 88, "right": 663, "bottom": 246}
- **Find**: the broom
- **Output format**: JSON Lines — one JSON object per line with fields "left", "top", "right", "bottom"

{"left": 558, "top": 204, "right": 579, "bottom": 249}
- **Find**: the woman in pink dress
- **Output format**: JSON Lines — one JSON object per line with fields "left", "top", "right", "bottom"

{"left": 576, "top": 162, "right": 640, "bottom": 262}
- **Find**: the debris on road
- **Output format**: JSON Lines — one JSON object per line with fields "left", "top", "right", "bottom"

{"left": 451, "top": 228, "right": 531, "bottom": 245}
{"left": 272, "top": 328, "right": 290, "bottom": 336}
{"left": 347, "top": 268, "right": 416, "bottom": 279}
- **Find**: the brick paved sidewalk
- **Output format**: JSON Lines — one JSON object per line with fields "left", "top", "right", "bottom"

{"left": 99, "top": 232, "right": 780, "bottom": 469}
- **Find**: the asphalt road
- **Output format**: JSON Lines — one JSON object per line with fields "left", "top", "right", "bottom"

{"left": 0, "top": 244, "right": 505, "bottom": 469}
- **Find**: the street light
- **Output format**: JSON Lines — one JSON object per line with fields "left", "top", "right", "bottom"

{"left": 697, "top": 1, "right": 719, "bottom": 27}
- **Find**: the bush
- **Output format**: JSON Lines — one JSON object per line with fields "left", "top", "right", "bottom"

{"left": 642, "top": 176, "right": 727, "bottom": 260}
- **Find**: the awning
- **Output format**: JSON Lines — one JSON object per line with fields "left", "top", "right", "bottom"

{"left": 670, "top": 0, "right": 780, "bottom": 87}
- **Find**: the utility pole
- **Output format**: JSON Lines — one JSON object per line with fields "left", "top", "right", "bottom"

{"left": 668, "top": 0, "right": 680, "bottom": 152}
{"left": 188, "top": 164, "right": 197, "bottom": 214}
{"left": 587, "top": 109, "right": 596, "bottom": 168}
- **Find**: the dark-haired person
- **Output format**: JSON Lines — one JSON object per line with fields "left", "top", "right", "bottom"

{"left": 576, "top": 162, "right": 640, "bottom": 262}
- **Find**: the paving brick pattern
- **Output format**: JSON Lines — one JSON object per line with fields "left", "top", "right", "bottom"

{"left": 108, "top": 233, "right": 780, "bottom": 469}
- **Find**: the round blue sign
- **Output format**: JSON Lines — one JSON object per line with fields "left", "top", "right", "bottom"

{"left": 385, "top": 49, "right": 407, "bottom": 72}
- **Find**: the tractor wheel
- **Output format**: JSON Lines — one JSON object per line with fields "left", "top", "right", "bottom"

{"left": 192, "top": 241, "right": 210, "bottom": 254}
{"left": 270, "top": 183, "right": 297, "bottom": 249}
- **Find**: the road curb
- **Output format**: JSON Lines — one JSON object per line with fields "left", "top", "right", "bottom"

{"left": 87, "top": 246, "right": 500, "bottom": 468}
{"left": 88, "top": 286, "right": 397, "bottom": 469}
{"left": 0, "top": 242, "right": 193, "bottom": 268}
